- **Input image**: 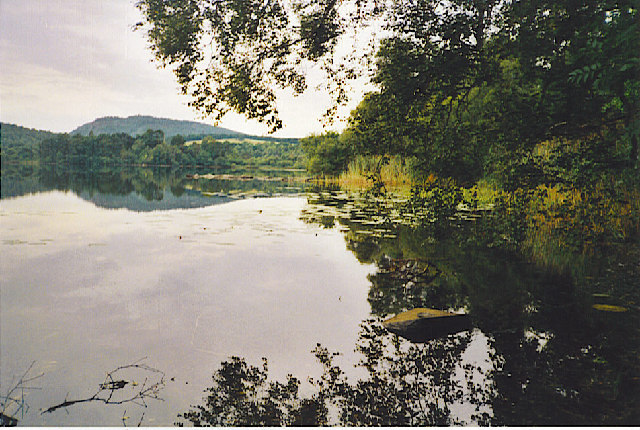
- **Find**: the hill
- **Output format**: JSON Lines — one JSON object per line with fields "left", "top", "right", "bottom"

{"left": 70, "top": 115, "right": 244, "bottom": 139}
{"left": 1, "top": 118, "right": 301, "bottom": 167}
{"left": 1, "top": 123, "right": 59, "bottom": 161}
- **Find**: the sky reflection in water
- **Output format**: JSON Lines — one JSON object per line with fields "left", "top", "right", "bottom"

{"left": 0, "top": 191, "right": 374, "bottom": 425}
{"left": 2, "top": 178, "right": 638, "bottom": 426}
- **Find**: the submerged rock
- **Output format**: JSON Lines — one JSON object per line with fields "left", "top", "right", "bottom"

{"left": 383, "top": 308, "right": 471, "bottom": 342}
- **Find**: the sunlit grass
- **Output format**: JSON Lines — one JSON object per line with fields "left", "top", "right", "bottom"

{"left": 463, "top": 178, "right": 501, "bottom": 209}
{"left": 309, "top": 155, "right": 413, "bottom": 193}
{"left": 307, "top": 154, "right": 639, "bottom": 276}
{"left": 341, "top": 155, "right": 413, "bottom": 187}
{"left": 521, "top": 179, "right": 640, "bottom": 271}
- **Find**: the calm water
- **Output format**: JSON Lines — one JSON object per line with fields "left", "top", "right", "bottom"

{"left": 1, "top": 167, "right": 638, "bottom": 426}
{"left": 0, "top": 188, "right": 374, "bottom": 424}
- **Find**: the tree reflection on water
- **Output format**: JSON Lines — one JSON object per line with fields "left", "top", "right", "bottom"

{"left": 0, "top": 165, "right": 308, "bottom": 211}
{"left": 180, "top": 189, "right": 639, "bottom": 426}
{"left": 179, "top": 320, "right": 482, "bottom": 426}
{"left": 3, "top": 170, "right": 635, "bottom": 425}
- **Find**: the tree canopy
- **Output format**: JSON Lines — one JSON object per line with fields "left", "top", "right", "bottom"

{"left": 136, "top": 0, "right": 639, "bottom": 179}
{"left": 135, "top": 0, "right": 503, "bottom": 131}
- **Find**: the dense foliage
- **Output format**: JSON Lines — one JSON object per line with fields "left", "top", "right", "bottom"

{"left": 137, "top": 0, "right": 639, "bottom": 184}
{"left": 1, "top": 123, "right": 58, "bottom": 163}
{"left": 5, "top": 127, "right": 304, "bottom": 169}
{"left": 342, "top": 0, "right": 639, "bottom": 184}
{"left": 300, "top": 132, "right": 352, "bottom": 175}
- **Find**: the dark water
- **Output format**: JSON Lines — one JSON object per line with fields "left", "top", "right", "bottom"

{"left": 1, "top": 167, "right": 638, "bottom": 426}
{"left": 302, "top": 190, "right": 640, "bottom": 425}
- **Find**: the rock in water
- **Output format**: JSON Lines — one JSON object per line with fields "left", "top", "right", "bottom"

{"left": 383, "top": 308, "right": 471, "bottom": 342}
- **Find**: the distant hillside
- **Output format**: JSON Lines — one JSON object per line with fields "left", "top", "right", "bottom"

{"left": 70, "top": 115, "right": 245, "bottom": 139}
{"left": 1, "top": 118, "right": 300, "bottom": 167}
{"left": 1, "top": 123, "right": 59, "bottom": 161}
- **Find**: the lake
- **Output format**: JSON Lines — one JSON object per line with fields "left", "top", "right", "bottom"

{"left": 1, "top": 166, "right": 639, "bottom": 426}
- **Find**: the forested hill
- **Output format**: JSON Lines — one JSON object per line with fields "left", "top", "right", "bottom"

{"left": 1, "top": 123, "right": 59, "bottom": 160}
{"left": 70, "top": 115, "right": 244, "bottom": 139}
{"left": 1, "top": 123, "right": 58, "bottom": 146}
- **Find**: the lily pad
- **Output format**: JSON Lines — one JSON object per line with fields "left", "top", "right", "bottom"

{"left": 592, "top": 304, "right": 628, "bottom": 312}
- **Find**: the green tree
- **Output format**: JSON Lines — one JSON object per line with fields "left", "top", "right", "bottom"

{"left": 137, "top": 129, "right": 165, "bottom": 149}
{"left": 150, "top": 142, "right": 182, "bottom": 165}
{"left": 301, "top": 132, "right": 352, "bottom": 175}
{"left": 137, "top": 0, "right": 637, "bottom": 178}
{"left": 170, "top": 134, "right": 186, "bottom": 146}
{"left": 136, "top": 0, "right": 502, "bottom": 132}
{"left": 499, "top": 0, "right": 639, "bottom": 165}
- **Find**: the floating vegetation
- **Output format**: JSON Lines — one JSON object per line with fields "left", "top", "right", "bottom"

{"left": 355, "top": 230, "right": 374, "bottom": 235}
{"left": 592, "top": 304, "right": 629, "bottom": 312}
{"left": 301, "top": 186, "right": 483, "bottom": 240}
{"left": 2, "top": 239, "right": 28, "bottom": 245}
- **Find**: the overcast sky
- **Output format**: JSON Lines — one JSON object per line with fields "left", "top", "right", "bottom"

{"left": 0, "top": 0, "right": 367, "bottom": 137}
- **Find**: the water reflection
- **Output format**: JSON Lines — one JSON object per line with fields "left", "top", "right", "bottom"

{"left": 0, "top": 182, "right": 373, "bottom": 426}
{"left": 179, "top": 321, "right": 483, "bottom": 426}
{"left": 0, "top": 165, "right": 309, "bottom": 210}
{"left": 297, "top": 190, "right": 640, "bottom": 425}
{"left": 1, "top": 170, "right": 638, "bottom": 425}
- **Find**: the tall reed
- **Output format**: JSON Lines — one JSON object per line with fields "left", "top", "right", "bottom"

{"left": 337, "top": 155, "right": 413, "bottom": 191}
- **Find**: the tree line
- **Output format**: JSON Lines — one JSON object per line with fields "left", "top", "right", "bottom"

{"left": 34, "top": 129, "right": 305, "bottom": 169}
{"left": 137, "top": 0, "right": 638, "bottom": 189}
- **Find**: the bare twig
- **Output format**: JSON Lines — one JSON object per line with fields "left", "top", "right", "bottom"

{"left": 137, "top": 411, "right": 146, "bottom": 427}
{"left": 0, "top": 361, "right": 45, "bottom": 425}
{"left": 42, "top": 359, "right": 165, "bottom": 421}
